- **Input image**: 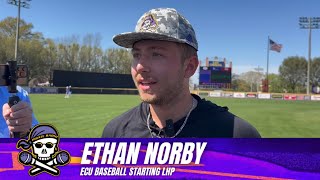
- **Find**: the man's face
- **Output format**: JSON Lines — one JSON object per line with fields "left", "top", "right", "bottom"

{"left": 131, "top": 40, "right": 186, "bottom": 105}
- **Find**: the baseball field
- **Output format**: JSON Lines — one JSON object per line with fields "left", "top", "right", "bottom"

{"left": 29, "top": 94, "right": 320, "bottom": 138}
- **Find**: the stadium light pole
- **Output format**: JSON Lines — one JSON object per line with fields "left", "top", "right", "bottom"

{"left": 7, "top": 0, "right": 31, "bottom": 63}
{"left": 299, "top": 17, "right": 320, "bottom": 95}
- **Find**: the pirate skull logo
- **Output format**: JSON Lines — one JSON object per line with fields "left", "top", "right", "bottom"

{"left": 17, "top": 124, "right": 70, "bottom": 176}
{"left": 139, "top": 14, "right": 158, "bottom": 33}
{"left": 32, "top": 137, "right": 57, "bottom": 161}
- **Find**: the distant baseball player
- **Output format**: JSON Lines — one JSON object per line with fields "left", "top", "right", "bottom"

{"left": 64, "top": 85, "right": 71, "bottom": 98}
{"left": 64, "top": 86, "right": 68, "bottom": 98}
{"left": 68, "top": 86, "right": 72, "bottom": 97}
{"left": 102, "top": 8, "right": 261, "bottom": 138}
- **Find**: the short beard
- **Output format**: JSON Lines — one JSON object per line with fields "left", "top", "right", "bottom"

{"left": 140, "top": 95, "right": 164, "bottom": 105}
{"left": 139, "top": 78, "right": 185, "bottom": 106}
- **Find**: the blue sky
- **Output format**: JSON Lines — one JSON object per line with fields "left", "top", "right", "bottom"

{"left": 1, "top": 0, "right": 320, "bottom": 79}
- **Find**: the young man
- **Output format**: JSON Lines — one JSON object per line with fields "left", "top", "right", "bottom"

{"left": 1, "top": 86, "right": 38, "bottom": 138}
{"left": 102, "top": 8, "right": 261, "bottom": 138}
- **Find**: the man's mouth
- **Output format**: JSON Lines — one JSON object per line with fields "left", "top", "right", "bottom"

{"left": 138, "top": 79, "right": 157, "bottom": 91}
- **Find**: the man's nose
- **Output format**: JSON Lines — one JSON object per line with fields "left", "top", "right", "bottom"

{"left": 135, "top": 55, "right": 151, "bottom": 73}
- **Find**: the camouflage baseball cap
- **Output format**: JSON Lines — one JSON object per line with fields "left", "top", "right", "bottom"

{"left": 113, "top": 8, "right": 198, "bottom": 50}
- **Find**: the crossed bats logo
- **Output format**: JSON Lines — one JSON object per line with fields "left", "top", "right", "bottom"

{"left": 16, "top": 124, "right": 70, "bottom": 176}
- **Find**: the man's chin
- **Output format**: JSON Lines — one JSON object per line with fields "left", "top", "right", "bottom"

{"left": 140, "top": 93, "right": 154, "bottom": 101}
{"left": 139, "top": 92, "right": 161, "bottom": 104}
{"left": 138, "top": 89, "right": 154, "bottom": 96}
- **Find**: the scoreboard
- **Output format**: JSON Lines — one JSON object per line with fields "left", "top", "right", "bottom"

{"left": 199, "top": 66, "right": 232, "bottom": 84}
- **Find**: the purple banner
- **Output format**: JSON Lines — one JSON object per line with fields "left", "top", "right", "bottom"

{"left": 0, "top": 138, "right": 320, "bottom": 179}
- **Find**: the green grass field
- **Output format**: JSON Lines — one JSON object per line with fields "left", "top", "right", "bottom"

{"left": 29, "top": 94, "right": 320, "bottom": 138}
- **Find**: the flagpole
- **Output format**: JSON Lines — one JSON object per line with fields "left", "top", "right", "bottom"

{"left": 266, "top": 36, "right": 270, "bottom": 92}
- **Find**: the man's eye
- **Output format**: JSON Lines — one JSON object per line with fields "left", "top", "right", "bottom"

{"left": 133, "top": 53, "right": 140, "bottom": 58}
{"left": 152, "top": 52, "right": 163, "bottom": 57}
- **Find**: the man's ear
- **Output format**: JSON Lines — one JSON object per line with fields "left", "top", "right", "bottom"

{"left": 184, "top": 56, "right": 199, "bottom": 78}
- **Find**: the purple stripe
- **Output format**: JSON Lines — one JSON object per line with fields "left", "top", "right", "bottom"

{"left": 0, "top": 139, "right": 320, "bottom": 179}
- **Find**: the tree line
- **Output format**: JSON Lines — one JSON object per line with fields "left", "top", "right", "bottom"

{"left": 232, "top": 56, "right": 320, "bottom": 93}
{"left": 0, "top": 17, "right": 132, "bottom": 85}
{"left": 1, "top": 17, "right": 319, "bottom": 93}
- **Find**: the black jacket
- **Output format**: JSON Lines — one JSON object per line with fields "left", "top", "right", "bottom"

{"left": 102, "top": 94, "right": 261, "bottom": 138}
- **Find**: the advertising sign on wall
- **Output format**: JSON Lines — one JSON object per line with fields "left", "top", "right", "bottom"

{"left": 246, "top": 93, "right": 257, "bottom": 98}
{"left": 311, "top": 95, "right": 320, "bottom": 101}
{"left": 284, "top": 95, "right": 297, "bottom": 100}
{"left": 209, "top": 91, "right": 222, "bottom": 97}
{"left": 223, "top": 92, "right": 233, "bottom": 98}
{"left": 233, "top": 92, "right": 245, "bottom": 98}
{"left": 258, "top": 93, "right": 271, "bottom": 99}
{"left": 271, "top": 94, "right": 283, "bottom": 99}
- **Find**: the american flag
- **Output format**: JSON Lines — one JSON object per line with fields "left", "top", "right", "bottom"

{"left": 269, "top": 39, "right": 282, "bottom": 53}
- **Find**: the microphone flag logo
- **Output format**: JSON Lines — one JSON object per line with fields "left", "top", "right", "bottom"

{"left": 16, "top": 124, "right": 71, "bottom": 176}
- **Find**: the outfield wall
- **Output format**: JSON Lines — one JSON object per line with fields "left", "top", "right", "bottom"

{"left": 26, "top": 87, "right": 320, "bottom": 101}
{"left": 28, "top": 87, "right": 138, "bottom": 95}
{"left": 58, "top": 87, "right": 138, "bottom": 95}
{"left": 52, "top": 70, "right": 135, "bottom": 88}
{"left": 192, "top": 90, "right": 320, "bottom": 101}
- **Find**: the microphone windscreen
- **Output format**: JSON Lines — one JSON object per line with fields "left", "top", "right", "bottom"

{"left": 19, "top": 152, "right": 32, "bottom": 164}
{"left": 165, "top": 119, "right": 175, "bottom": 137}
{"left": 56, "top": 151, "right": 70, "bottom": 164}
{"left": 149, "top": 120, "right": 156, "bottom": 127}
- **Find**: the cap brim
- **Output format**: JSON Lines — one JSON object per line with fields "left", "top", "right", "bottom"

{"left": 113, "top": 32, "right": 187, "bottom": 48}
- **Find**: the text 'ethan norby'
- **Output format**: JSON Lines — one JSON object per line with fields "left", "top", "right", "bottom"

{"left": 81, "top": 142, "right": 207, "bottom": 165}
